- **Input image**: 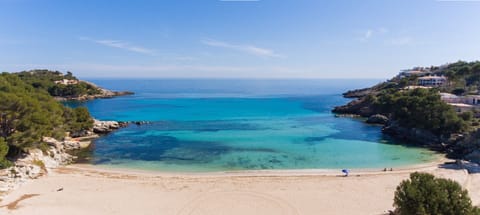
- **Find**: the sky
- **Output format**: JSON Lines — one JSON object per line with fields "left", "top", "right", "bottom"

{"left": 0, "top": 0, "right": 479, "bottom": 79}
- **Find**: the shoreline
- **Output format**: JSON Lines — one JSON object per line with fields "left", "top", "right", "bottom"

{"left": 72, "top": 154, "right": 447, "bottom": 177}
{"left": 1, "top": 158, "right": 478, "bottom": 215}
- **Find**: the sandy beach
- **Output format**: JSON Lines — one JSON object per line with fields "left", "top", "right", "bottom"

{"left": 1, "top": 160, "right": 479, "bottom": 215}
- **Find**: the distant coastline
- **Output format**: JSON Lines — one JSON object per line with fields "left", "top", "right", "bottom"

{"left": 53, "top": 80, "right": 134, "bottom": 101}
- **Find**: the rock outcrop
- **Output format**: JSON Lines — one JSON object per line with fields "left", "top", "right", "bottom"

{"left": 382, "top": 122, "right": 443, "bottom": 147}
{"left": 93, "top": 120, "right": 127, "bottom": 134}
{"left": 0, "top": 137, "right": 89, "bottom": 196}
{"left": 366, "top": 114, "right": 389, "bottom": 125}
{"left": 0, "top": 118, "right": 131, "bottom": 199}
{"left": 332, "top": 97, "right": 375, "bottom": 117}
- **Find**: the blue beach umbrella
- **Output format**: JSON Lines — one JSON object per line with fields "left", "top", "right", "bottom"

{"left": 342, "top": 169, "right": 349, "bottom": 176}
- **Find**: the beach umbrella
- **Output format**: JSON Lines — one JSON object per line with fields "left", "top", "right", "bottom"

{"left": 342, "top": 169, "right": 349, "bottom": 176}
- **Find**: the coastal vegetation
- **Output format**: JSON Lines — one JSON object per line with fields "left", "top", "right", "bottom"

{"left": 333, "top": 60, "right": 480, "bottom": 162}
{"left": 0, "top": 71, "right": 94, "bottom": 168}
{"left": 16, "top": 70, "right": 102, "bottom": 98}
{"left": 393, "top": 172, "right": 480, "bottom": 215}
{"left": 373, "top": 88, "right": 471, "bottom": 136}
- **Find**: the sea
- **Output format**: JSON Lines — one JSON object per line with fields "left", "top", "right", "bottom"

{"left": 65, "top": 79, "right": 438, "bottom": 172}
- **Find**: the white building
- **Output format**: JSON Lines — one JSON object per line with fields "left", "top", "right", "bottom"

{"left": 440, "top": 93, "right": 480, "bottom": 112}
{"left": 417, "top": 76, "right": 447, "bottom": 86}
{"left": 54, "top": 79, "right": 78, "bottom": 85}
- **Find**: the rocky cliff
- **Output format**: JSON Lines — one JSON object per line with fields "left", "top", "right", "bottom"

{"left": 0, "top": 119, "right": 125, "bottom": 200}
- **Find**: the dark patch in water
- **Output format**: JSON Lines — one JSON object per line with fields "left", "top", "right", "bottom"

{"left": 235, "top": 148, "right": 278, "bottom": 153}
{"left": 139, "top": 120, "right": 267, "bottom": 132}
{"left": 93, "top": 134, "right": 233, "bottom": 164}
{"left": 304, "top": 136, "right": 328, "bottom": 143}
{"left": 95, "top": 158, "right": 112, "bottom": 164}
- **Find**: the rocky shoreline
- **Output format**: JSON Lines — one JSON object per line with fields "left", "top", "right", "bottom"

{"left": 332, "top": 89, "right": 480, "bottom": 165}
{"left": 0, "top": 119, "right": 133, "bottom": 199}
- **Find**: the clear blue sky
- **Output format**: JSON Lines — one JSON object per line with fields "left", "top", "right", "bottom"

{"left": 0, "top": 0, "right": 479, "bottom": 79}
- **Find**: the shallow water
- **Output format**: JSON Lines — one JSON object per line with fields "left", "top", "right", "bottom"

{"left": 67, "top": 79, "right": 438, "bottom": 172}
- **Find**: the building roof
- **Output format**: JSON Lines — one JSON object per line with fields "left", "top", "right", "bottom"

{"left": 440, "top": 93, "right": 458, "bottom": 98}
{"left": 449, "top": 103, "right": 473, "bottom": 108}
{"left": 418, "top": 76, "right": 446, "bottom": 80}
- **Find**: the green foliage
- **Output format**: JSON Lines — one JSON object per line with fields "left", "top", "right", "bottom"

{"left": 0, "top": 74, "right": 65, "bottom": 149}
{"left": 32, "top": 159, "right": 46, "bottom": 171}
{"left": 375, "top": 88, "right": 469, "bottom": 135}
{"left": 0, "top": 71, "right": 94, "bottom": 167}
{"left": 0, "top": 137, "right": 11, "bottom": 168}
{"left": 16, "top": 70, "right": 101, "bottom": 97}
{"left": 394, "top": 172, "right": 480, "bottom": 215}
{"left": 441, "top": 61, "right": 480, "bottom": 92}
{"left": 64, "top": 107, "right": 94, "bottom": 135}
{"left": 460, "top": 111, "right": 474, "bottom": 122}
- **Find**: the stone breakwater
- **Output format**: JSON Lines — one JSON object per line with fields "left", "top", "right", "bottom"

{"left": 0, "top": 119, "right": 128, "bottom": 200}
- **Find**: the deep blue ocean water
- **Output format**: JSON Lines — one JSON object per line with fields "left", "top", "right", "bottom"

{"left": 67, "top": 79, "right": 438, "bottom": 172}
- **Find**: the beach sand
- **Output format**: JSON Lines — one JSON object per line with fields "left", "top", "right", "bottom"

{"left": 1, "top": 162, "right": 479, "bottom": 215}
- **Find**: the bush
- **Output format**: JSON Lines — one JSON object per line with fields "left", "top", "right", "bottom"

{"left": 0, "top": 137, "right": 11, "bottom": 168}
{"left": 393, "top": 172, "right": 480, "bottom": 215}
{"left": 375, "top": 88, "right": 469, "bottom": 135}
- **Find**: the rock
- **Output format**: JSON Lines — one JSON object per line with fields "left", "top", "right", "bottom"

{"left": 466, "top": 150, "right": 480, "bottom": 164}
{"left": 0, "top": 136, "right": 80, "bottom": 199}
{"left": 382, "top": 121, "right": 441, "bottom": 146}
{"left": 93, "top": 120, "right": 120, "bottom": 134}
{"left": 332, "top": 97, "right": 375, "bottom": 117}
{"left": 132, "top": 121, "right": 150, "bottom": 126}
{"left": 366, "top": 114, "right": 389, "bottom": 125}
{"left": 70, "top": 130, "right": 89, "bottom": 138}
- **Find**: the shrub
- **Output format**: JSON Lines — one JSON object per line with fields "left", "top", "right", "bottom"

{"left": 393, "top": 172, "right": 480, "bottom": 215}
{"left": 0, "top": 137, "right": 11, "bottom": 168}
{"left": 32, "top": 159, "right": 47, "bottom": 172}
{"left": 375, "top": 88, "right": 469, "bottom": 135}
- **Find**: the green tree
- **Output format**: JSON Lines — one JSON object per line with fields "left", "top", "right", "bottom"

{"left": 0, "top": 137, "right": 10, "bottom": 168}
{"left": 0, "top": 73, "right": 66, "bottom": 154}
{"left": 0, "top": 71, "right": 98, "bottom": 169}
{"left": 375, "top": 88, "right": 469, "bottom": 135}
{"left": 394, "top": 172, "right": 480, "bottom": 215}
{"left": 64, "top": 107, "right": 94, "bottom": 136}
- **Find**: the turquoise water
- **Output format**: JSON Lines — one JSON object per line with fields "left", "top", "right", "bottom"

{"left": 68, "top": 79, "right": 438, "bottom": 172}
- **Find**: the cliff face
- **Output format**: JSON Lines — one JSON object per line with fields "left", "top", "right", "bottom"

{"left": 0, "top": 119, "right": 127, "bottom": 199}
